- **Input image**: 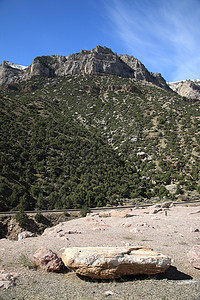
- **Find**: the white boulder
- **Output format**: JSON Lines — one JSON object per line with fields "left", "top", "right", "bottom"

{"left": 62, "top": 246, "right": 171, "bottom": 279}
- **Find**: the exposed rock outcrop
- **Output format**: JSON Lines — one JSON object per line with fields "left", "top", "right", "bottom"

{"left": 119, "top": 55, "right": 170, "bottom": 90}
{"left": 0, "top": 61, "right": 27, "bottom": 85}
{"left": 0, "top": 46, "right": 170, "bottom": 90}
{"left": 168, "top": 79, "right": 200, "bottom": 101}
{"left": 61, "top": 246, "right": 171, "bottom": 279}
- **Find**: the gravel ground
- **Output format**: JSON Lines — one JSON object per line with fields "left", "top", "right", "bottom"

{"left": 0, "top": 205, "right": 200, "bottom": 299}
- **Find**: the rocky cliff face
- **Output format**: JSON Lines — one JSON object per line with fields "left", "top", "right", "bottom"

{"left": 0, "top": 45, "right": 170, "bottom": 90}
{"left": 0, "top": 61, "right": 27, "bottom": 85}
{"left": 168, "top": 79, "right": 200, "bottom": 101}
{"left": 119, "top": 54, "right": 169, "bottom": 90}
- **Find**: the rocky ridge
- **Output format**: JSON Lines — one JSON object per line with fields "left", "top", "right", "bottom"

{"left": 0, "top": 45, "right": 170, "bottom": 90}
{"left": 168, "top": 79, "right": 200, "bottom": 101}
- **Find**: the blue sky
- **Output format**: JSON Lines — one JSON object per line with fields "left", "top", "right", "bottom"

{"left": 0, "top": 0, "right": 200, "bottom": 82}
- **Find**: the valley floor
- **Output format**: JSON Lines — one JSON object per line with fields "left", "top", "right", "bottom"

{"left": 0, "top": 204, "right": 200, "bottom": 299}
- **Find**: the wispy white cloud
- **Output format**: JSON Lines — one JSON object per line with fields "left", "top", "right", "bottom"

{"left": 105, "top": 0, "right": 200, "bottom": 81}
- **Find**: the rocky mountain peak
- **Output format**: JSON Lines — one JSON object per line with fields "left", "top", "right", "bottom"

{"left": 0, "top": 61, "right": 27, "bottom": 85}
{"left": 81, "top": 45, "right": 115, "bottom": 55}
{"left": 0, "top": 46, "right": 170, "bottom": 90}
{"left": 168, "top": 79, "right": 200, "bottom": 101}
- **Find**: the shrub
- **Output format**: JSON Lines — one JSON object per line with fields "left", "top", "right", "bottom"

{"left": 19, "top": 253, "right": 36, "bottom": 269}
{"left": 15, "top": 210, "right": 29, "bottom": 228}
{"left": 80, "top": 206, "right": 91, "bottom": 217}
{"left": 63, "top": 211, "right": 70, "bottom": 217}
{"left": 34, "top": 212, "right": 43, "bottom": 223}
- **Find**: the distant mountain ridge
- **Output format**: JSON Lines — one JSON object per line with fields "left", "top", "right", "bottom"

{"left": 168, "top": 79, "right": 200, "bottom": 101}
{"left": 0, "top": 45, "right": 170, "bottom": 90}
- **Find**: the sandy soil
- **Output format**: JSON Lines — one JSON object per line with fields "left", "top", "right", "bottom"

{"left": 0, "top": 204, "right": 200, "bottom": 299}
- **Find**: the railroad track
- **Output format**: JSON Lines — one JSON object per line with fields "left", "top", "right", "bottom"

{"left": 0, "top": 200, "right": 200, "bottom": 216}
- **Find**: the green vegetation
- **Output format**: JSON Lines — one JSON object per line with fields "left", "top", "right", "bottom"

{"left": 34, "top": 212, "right": 44, "bottom": 223}
{"left": 19, "top": 253, "right": 37, "bottom": 269}
{"left": 80, "top": 206, "right": 91, "bottom": 217}
{"left": 0, "top": 74, "right": 199, "bottom": 210}
{"left": 15, "top": 210, "right": 29, "bottom": 227}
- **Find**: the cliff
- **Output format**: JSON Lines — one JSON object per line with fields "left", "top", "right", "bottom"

{"left": 0, "top": 46, "right": 170, "bottom": 90}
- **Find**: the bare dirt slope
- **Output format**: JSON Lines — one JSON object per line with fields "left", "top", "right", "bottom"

{"left": 0, "top": 204, "right": 200, "bottom": 299}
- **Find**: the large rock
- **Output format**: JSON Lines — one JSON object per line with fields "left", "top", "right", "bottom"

{"left": 99, "top": 209, "right": 134, "bottom": 218}
{"left": 187, "top": 245, "right": 200, "bottom": 269}
{"left": 33, "top": 248, "right": 65, "bottom": 272}
{"left": 165, "top": 184, "right": 177, "bottom": 194}
{"left": 61, "top": 246, "right": 171, "bottom": 279}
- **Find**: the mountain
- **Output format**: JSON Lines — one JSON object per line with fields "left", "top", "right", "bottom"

{"left": 0, "top": 45, "right": 170, "bottom": 90}
{"left": 168, "top": 79, "right": 200, "bottom": 101}
{"left": 0, "top": 46, "right": 199, "bottom": 211}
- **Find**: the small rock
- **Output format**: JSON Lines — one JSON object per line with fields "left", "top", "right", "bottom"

{"left": 130, "top": 228, "right": 142, "bottom": 233}
{"left": 121, "top": 241, "right": 131, "bottom": 246}
{"left": 91, "top": 227, "right": 105, "bottom": 231}
{"left": 0, "top": 270, "right": 18, "bottom": 289}
{"left": 161, "top": 202, "right": 172, "bottom": 208}
{"left": 188, "top": 210, "right": 200, "bottom": 215}
{"left": 86, "top": 213, "right": 99, "bottom": 218}
{"left": 120, "top": 223, "right": 132, "bottom": 228}
{"left": 33, "top": 248, "right": 65, "bottom": 272}
{"left": 190, "top": 227, "right": 199, "bottom": 233}
{"left": 18, "top": 231, "right": 36, "bottom": 240}
{"left": 104, "top": 290, "right": 115, "bottom": 296}
{"left": 150, "top": 208, "right": 162, "bottom": 214}
{"left": 187, "top": 245, "right": 200, "bottom": 269}
{"left": 136, "top": 222, "right": 149, "bottom": 227}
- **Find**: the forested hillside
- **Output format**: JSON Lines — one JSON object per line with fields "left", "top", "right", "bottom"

{"left": 0, "top": 74, "right": 199, "bottom": 210}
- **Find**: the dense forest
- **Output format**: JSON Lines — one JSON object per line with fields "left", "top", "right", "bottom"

{"left": 0, "top": 74, "right": 199, "bottom": 210}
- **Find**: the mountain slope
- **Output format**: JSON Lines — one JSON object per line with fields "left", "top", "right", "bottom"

{"left": 0, "top": 47, "right": 199, "bottom": 211}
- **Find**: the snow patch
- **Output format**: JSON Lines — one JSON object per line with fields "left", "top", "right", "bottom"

{"left": 168, "top": 79, "right": 200, "bottom": 85}
{"left": 6, "top": 62, "right": 28, "bottom": 71}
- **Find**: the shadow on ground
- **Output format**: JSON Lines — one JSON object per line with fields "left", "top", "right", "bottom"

{"left": 76, "top": 266, "right": 193, "bottom": 282}
{"left": 157, "top": 266, "right": 193, "bottom": 280}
